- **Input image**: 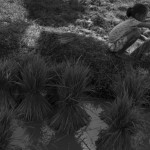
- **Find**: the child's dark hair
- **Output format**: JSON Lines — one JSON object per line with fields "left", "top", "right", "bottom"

{"left": 126, "top": 3, "right": 148, "bottom": 18}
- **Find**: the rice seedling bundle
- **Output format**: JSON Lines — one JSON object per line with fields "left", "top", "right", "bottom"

{"left": 0, "top": 110, "right": 29, "bottom": 150}
{"left": 0, "top": 59, "right": 17, "bottom": 110}
{"left": 113, "top": 67, "right": 150, "bottom": 106}
{"left": 15, "top": 54, "right": 52, "bottom": 121}
{"left": 49, "top": 61, "right": 92, "bottom": 134}
{"left": 96, "top": 92, "right": 147, "bottom": 150}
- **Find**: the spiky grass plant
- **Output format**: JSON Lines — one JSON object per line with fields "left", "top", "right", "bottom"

{"left": 49, "top": 60, "right": 92, "bottom": 134}
{"left": 15, "top": 54, "right": 52, "bottom": 121}
{"left": 0, "top": 110, "right": 29, "bottom": 150}
{"left": 0, "top": 59, "right": 17, "bottom": 110}
{"left": 96, "top": 92, "right": 147, "bottom": 150}
{"left": 112, "top": 67, "right": 150, "bottom": 106}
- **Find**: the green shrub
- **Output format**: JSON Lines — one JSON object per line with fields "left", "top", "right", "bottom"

{"left": 15, "top": 54, "right": 52, "bottom": 121}
{"left": 96, "top": 92, "right": 148, "bottom": 150}
{"left": 49, "top": 60, "right": 92, "bottom": 134}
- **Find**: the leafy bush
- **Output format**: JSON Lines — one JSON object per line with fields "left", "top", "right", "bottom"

{"left": 96, "top": 92, "right": 148, "bottom": 150}
{"left": 15, "top": 54, "right": 52, "bottom": 121}
{"left": 49, "top": 60, "right": 92, "bottom": 134}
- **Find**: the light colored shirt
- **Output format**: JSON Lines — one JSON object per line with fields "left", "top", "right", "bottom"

{"left": 109, "top": 18, "right": 141, "bottom": 43}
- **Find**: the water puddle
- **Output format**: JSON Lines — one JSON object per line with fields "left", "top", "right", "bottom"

{"left": 75, "top": 103, "right": 107, "bottom": 150}
{"left": 15, "top": 103, "right": 150, "bottom": 150}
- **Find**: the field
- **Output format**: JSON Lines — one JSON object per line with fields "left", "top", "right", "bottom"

{"left": 0, "top": 0, "right": 150, "bottom": 150}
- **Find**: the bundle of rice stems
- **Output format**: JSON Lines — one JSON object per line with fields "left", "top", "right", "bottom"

{"left": 112, "top": 67, "right": 150, "bottom": 106}
{"left": 0, "top": 110, "right": 29, "bottom": 150}
{"left": 0, "top": 59, "right": 17, "bottom": 110}
{"left": 96, "top": 92, "right": 148, "bottom": 150}
{"left": 15, "top": 54, "right": 52, "bottom": 121}
{"left": 49, "top": 60, "right": 92, "bottom": 134}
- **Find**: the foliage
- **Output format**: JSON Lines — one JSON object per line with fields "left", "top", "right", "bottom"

{"left": 0, "top": 59, "right": 18, "bottom": 110}
{"left": 0, "top": 0, "right": 27, "bottom": 22}
{"left": 96, "top": 92, "right": 148, "bottom": 150}
{"left": 37, "top": 30, "right": 119, "bottom": 99}
{"left": 49, "top": 60, "right": 92, "bottom": 134}
{"left": 0, "top": 110, "right": 29, "bottom": 150}
{"left": 15, "top": 54, "right": 52, "bottom": 121}
{"left": 23, "top": 0, "right": 83, "bottom": 26}
{"left": 112, "top": 67, "right": 150, "bottom": 106}
{"left": 0, "top": 20, "right": 29, "bottom": 59}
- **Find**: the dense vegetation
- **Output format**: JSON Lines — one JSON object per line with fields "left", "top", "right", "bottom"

{"left": 0, "top": 0, "right": 150, "bottom": 150}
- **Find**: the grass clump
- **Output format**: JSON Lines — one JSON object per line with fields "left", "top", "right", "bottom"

{"left": 96, "top": 92, "right": 148, "bottom": 150}
{"left": 49, "top": 60, "right": 92, "bottom": 134}
{"left": 0, "top": 59, "right": 18, "bottom": 110}
{"left": 112, "top": 67, "right": 150, "bottom": 106}
{"left": 0, "top": 20, "right": 30, "bottom": 58}
{"left": 0, "top": 110, "right": 29, "bottom": 150}
{"left": 37, "top": 30, "right": 127, "bottom": 100}
{"left": 15, "top": 54, "right": 52, "bottom": 121}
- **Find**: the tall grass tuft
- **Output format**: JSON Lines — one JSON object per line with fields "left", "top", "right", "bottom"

{"left": 0, "top": 20, "right": 30, "bottom": 58}
{"left": 15, "top": 54, "right": 52, "bottom": 121}
{"left": 112, "top": 67, "right": 150, "bottom": 106}
{"left": 49, "top": 60, "right": 92, "bottom": 134}
{"left": 0, "top": 59, "right": 17, "bottom": 110}
{"left": 0, "top": 110, "right": 29, "bottom": 150}
{"left": 96, "top": 92, "right": 147, "bottom": 150}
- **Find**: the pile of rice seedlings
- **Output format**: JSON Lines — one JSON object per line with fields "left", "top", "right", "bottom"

{"left": 96, "top": 92, "right": 148, "bottom": 150}
{"left": 112, "top": 67, "right": 150, "bottom": 106}
{"left": 14, "top": 54, "right": 52, "bottom": 121}
{"left": 0, "top": 59, "right": 17, "bottom": 110}
{"left": 0, "top": 110, "right": 29, "bottom": 150}
{"left": 0, "top": 20, "right": 30, "bottom": 58}
{"left": 49, "top": 60, "right": 93, "bottom": 134}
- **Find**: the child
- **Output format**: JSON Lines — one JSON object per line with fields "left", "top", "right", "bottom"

{"left": 108, "top": 3, "right": 150, "bottom": 56}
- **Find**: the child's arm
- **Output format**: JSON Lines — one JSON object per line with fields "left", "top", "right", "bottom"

{"left": 139, "top": 34, "right": 148, "bottom": 41}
